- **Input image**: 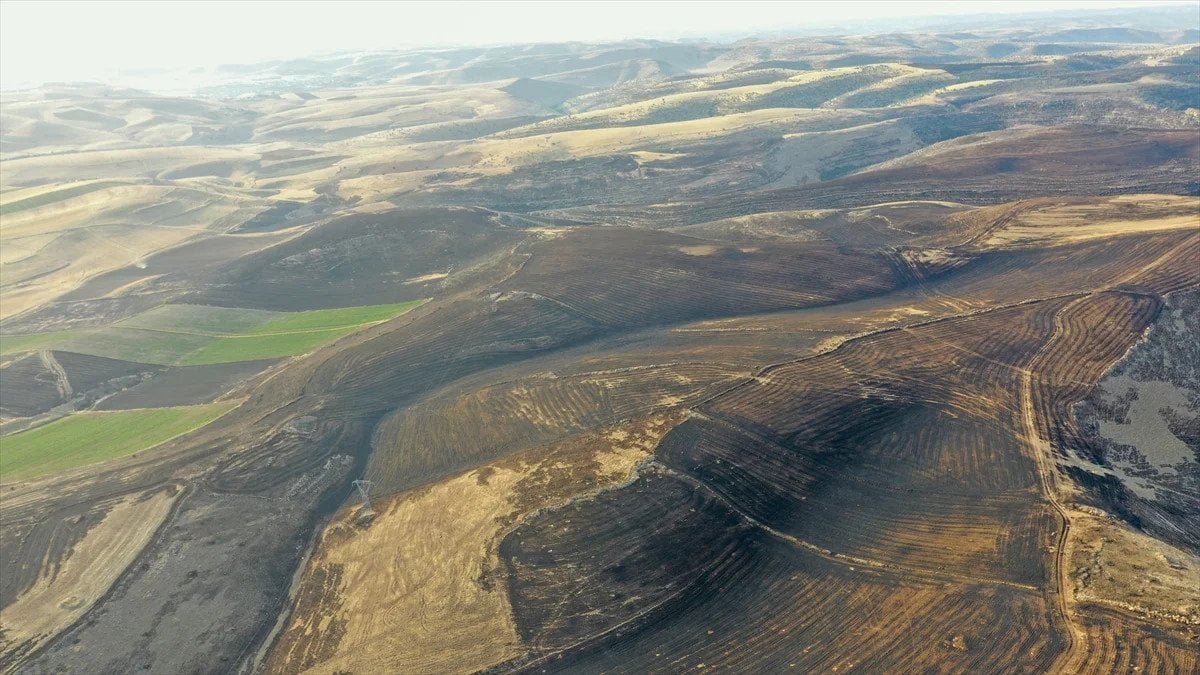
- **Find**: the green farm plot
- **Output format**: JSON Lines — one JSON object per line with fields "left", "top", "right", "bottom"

{"left": 0, "top": 401, "right": 236, "bottom": 482}
{"left": 0, "top": 300, "right": 425, "bottom": 365}
{"left": 117, "top": 304, "right": 283, "bottom": 335}
{"left": 61, "top": 328, "right": 214, "bottom": 365}
{"left": 0, "top": 330, "right": 83, "bottom": 356}
{"left": 181, "top": 326, "right": 355, "bottom": 365}
{"left": 243, "top": 303, "right": 422, "bottom": 333}
{"left": 178, "top": 301, "right": 424, "bottom": 364}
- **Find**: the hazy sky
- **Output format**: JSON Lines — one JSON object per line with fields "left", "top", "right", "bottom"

{"left": 0, "top": 0, "right": 1194, "bottom": 89}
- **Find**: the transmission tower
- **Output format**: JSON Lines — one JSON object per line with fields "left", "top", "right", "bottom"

{"left": 352, "top": 479, "right": 374, "bottom": 511}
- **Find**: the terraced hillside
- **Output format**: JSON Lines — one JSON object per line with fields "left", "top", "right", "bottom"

{"left": 1, "top": 10, "right": 1198, "bottom": 675}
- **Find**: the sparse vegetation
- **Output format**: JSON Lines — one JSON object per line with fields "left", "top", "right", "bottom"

{"left": 1, "top": 10, "right": 1198, "bottom": 675}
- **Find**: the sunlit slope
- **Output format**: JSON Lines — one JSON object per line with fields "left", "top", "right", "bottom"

{"left": 0, "top": 181, "right": 269, "bottom": 318}
{"left": 0, "top": 24, "right": 1198, "bottom": 675}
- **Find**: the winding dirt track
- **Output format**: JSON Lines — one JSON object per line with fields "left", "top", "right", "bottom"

{"left": 37, "top": 350, "right": 72, "bottom": 399}
{"left": 1019, "top": 296, "right": 1088, "bottom": 669}
{"left": 658, "top": 457, "right": 1041, "bottom": 593}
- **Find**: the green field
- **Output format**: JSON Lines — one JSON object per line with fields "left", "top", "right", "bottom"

{"left": 0, "top": 300, "right": 424, "bottom": 365}
{"left": 64, "top": 328, "right": 214, "bottom": 364}
{"left": 243, "top": 303, "right": 422, "bottom": 333}
{"left": 0, "top": 330, "right": 84, "bottom": 356}
{"left": 181, "top": 326, "right": 357, "bottom": 365}
{"left": 0, "top": 402, "right": 236, "bottom": 482}
{"left": 117, "top": 304, "right": 282, "bottom": 335}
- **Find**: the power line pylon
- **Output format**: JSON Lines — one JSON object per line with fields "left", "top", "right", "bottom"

{"left": 352, "top": 479, "right": 374, "bottom": 511}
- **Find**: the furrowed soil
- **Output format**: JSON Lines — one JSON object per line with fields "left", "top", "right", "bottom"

{"left": 2, "top": 26, "right": 1199, "bottom": 675}
{"left": 265, "top": 414, "right": 680, "bottom": 674}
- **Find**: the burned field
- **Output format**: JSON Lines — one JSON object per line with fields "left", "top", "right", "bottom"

{"left": 2, "top": 16, "right": 1199, "bottom": 675}
{"left": 490, "top": 288, "right": 1196, "bottom": 673}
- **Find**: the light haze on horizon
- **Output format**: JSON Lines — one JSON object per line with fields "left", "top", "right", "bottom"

{"left": 1, "top": 0, "right": 1194, "bottom": 91}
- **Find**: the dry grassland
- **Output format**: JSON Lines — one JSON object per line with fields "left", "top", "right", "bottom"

{"left": 1066, "top": 508, "right": 1200, "bottom": 626}
{"left": 677, "top": 244, "right": 722, "bottom": 256}
{"left": 984, "top": 195, "right": 1199, "bottom": 247}
{"left": 0, "top": 146, "right": 255, "bottom": 187}
{"left": 0, "top": 489, "right": 177, "bottom": 661}
{"left": 0, "top": 183, "right": 264, "bottom": 317}
{"left": 459, "top": 108, "right": 841, "bottom": 174}
{"left": 266, "top": 414, "right": 680, "bottom": 674}
{"left": 902, "top": 79, "right": 1007, "bottom": 105}
{"left": 503, "top": 66, "right": 881, "bottom": 134}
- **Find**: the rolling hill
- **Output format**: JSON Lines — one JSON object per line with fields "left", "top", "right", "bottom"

{"left": 1, "top": 9, "right": 1198, "bottom": 674}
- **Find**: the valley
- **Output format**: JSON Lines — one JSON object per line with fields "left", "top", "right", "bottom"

{"left": 1, "top": 8, "right": 1198, "bottom": 673}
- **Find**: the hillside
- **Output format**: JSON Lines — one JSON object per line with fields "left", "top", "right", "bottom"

{"left": 1, "top": 12, "right": 1198, "bottom": 675}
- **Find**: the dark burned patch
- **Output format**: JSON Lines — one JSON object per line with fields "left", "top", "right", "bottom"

{"left": 992, "top": 156, "right": 1022, "bottom": 173}
{"left": 498, "top": 470, "right": 750, "bottom": 653}
{"left": 475, "top": 465, "right": 497, "bottom": 486}
{"left": 0, "top": 296, "right": 165, "bottom": 335}
{"left": 0, "top": 351, "right": 161, "bottom": 420}
{"left": 0, "top": 499, "right": 114, "bottom": 609}
{"left": 93, "top": 359, "right": 277, "bottom": 410}
{"left": 24, "top": 462, "right": 357, "bottom": 674}
{"left": 54, "top": 353, "right": 162, "bottom": 415}
{"left": 1065, "top": 467, "right": 1148, "bottom": 529}
{"left": 494, "top": 461, "right": 1065, "bottom": 674}
{"left": 655, "top": 299, "right": 1084, "bottom": 589}
{"left": 352, "top": 295, "right": 607, "bottom": 490}
{"left": 208, "top": 418, "right": 371, "bottom": 495}
{"left": 502, "top": 78, "right": 587, "bottom": 108}
{"left": 398, "top": 115, "right": 551, "bottom": 143}
{"left": 158, "top": 160, "right": 246, "bottom": 181}
{"left": 259, "top": 148, "right": 320, "bottom": 162}
{"left": 429, "top": 133, "right": 792, "bottom": 212}
{"left": 503, "top": 227, "right": 897, "bottom": 328}
{"left": 681, "top": 127, "right": 1200, "bottom": 218}
{"left": 55, "top": 228, "right": 298, "bottom": 305}
{"left": 232, "top": 196, "right": 341, "bottom": 233}
{"left": 0, "top": 353, "right": 64, "bottom": 418}
{"left": 191, "top": 206, "right": 523, "bottom": 311}
{"left": 1069, "top": 291, "right": 1200, "bottom": 554}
